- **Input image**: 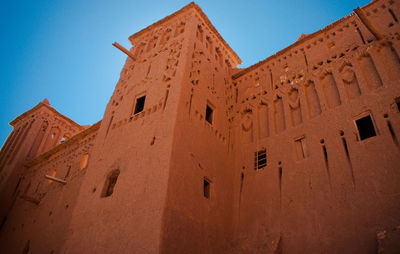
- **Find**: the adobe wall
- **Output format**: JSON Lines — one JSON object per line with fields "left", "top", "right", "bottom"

{"left": 231, "top": 0, "right": 400, "bottom": 253}
{"left": 160, "top": 9, "right": 239, "bottom": 253}
{"left": 59, "top": 8, "right": 196, "bottom": 254}
{"left": 1, "top": 1, "right": 399, "bottom": 253}
{"left": 0, "top": 122, "right": 98, "bottom": 254}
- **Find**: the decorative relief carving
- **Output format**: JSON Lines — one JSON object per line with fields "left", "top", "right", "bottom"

{"left": 304, "top": 80, "right": 322, "bottom": 119}
{"left": 358, "top": 53, "right": 383, "bottom": 90}
{"left": 376, "top": 41, "right": 400, "bottom": 80}
{"left": 273, "top": 95, "right": 285, "bottom": 133}
{"left": 162, "top": 40, "right": 182, "bottom": 82}
{"left": 258, "top": 102, "right": 269, "bottom": 138}
{"left": 288, "top": 88, "right": 302, "bottom": 126}
{"left": 241, "top": 108, "right": 254, "bottom": 143}
{"left": 320, "top": 70, "right": 341, "bottom": 108}
{"left": 339, "top": 62, "right": 361, "bottom": 100}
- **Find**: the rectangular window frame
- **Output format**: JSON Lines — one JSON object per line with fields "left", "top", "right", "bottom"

{"left": 254, "top": 149, "right": 267, "bottom": 170}
{"left": 205, "top": 101, "right": 215, "bottom": 125}
{"left": 132, "top": 93, "right": 146, "bottom": 115}
{"left": 353, "top": 111, "right": 378, "bottom": 141}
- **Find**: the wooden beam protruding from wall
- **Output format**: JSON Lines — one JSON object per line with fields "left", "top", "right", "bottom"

{"left": 112, "top": 42, "right": 136, "bottom": 61}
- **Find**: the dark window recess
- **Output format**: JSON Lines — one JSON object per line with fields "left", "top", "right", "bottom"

{"left": 395, "top": 97, "right": 400, "bottom": 112}
{"left": 203, "top": 178, "right": 210, "bottom": 199}
{"left": 22, "top": 240, "right": 30, "bottom": 254}
{"left": 101, "top": 169, "right": 120, "bottom": 197}
{"left": 134, "top": 96, "right": 146, "bottom": 114}
{"left": 254, "top": 149, "right": 267, "bottom": 170}
{"left": 205, "top": 105, "right": 214, "bottom": 124}
{"left": 356, "top": 115, "right": 376, "bottom": 140}
{"left": 0, "top": 216, "right": 7, "bottom": 232}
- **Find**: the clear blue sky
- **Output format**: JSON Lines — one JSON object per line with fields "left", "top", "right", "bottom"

{"left": 0, "top": 0, "right": 371, "bottom": 146}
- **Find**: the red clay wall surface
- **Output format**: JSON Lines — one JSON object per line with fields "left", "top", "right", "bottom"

{"left": 231, "top": 1, "right": 400, "bottom": 253}
{"left": 0, "top": 0, "right": 400, "bottom": 253}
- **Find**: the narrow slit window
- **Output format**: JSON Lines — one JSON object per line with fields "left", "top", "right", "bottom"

{"left": 355, "top": 114, "right": 376, "bottom": 140}
{"left": 395, "top": 97, "right": 400, "bottom": 112}
{"left": 254, "top": 149, "right": 267, "bottom": 170}
{"left": 205, "top": 104, "right": 214, "bottom": 124}
{"left": 294, "top": 136, "right": 307, "bottom": 160}
{"left": 203, "top": 178, "right": 210, "bottom": 199}
{"left": 101, "top": 169, "right": 120, "bottom": 198}
{"left": 134, "top": 95, "right": 146, "bottom": 114}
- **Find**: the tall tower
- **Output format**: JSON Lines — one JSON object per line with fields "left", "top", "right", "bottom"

{"left": 61, "top": 3, "right": 240, "bottom": 253}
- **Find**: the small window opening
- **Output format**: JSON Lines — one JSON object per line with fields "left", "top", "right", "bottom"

{"left": 80, "top": 153, "right": 89, "bottom": 170}
{"left": 60, "top": 134, "right": 70, "bottom": 143}
{"left": 0, "top": 216, "right": 7, "bottom": 232}
{"left": 355, "top": 114, "right": 376, "bottom": 140}
{"left": 254, "top": 149, "right": 267, "bottom": 170}
{"left": 203, "top": 178, "right": 211, "bottom": 199}
{"left": 395, "top": 97, "right": 400, "bottom": 112}
{"left": 134, "top": 95, "right": 146, "bottom": 114}
{"left": 205, "top": 104, "right": 214, "bottom": 124}
{"left": 101, "top": 169, "right": 120, "bottom": 198}
{"left": 294, "top": 136, "right": 308, "bottom": 160}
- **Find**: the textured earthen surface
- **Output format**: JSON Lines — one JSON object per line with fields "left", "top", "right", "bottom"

{"left": 1, "top": 0, "right": 400, "bottom": 253}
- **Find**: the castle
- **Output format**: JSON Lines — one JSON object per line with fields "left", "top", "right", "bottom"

{"left": 1, "top": 0, "right": 400, "bottom": 253}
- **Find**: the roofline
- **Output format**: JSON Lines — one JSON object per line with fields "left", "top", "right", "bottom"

{"left": 232, "top": 0, "right": 378, "bottom": 80}
{"left": 26, "top": 121, "right": 101, "bottom": 168}
{"left": 9, "top": 101, "right": 83, "bottom": 130}
{"left": 128, "top": 2, "right": 242, "bottom": 65}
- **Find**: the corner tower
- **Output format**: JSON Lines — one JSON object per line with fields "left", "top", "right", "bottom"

{"left": 0, "top": 99, "right": 83, "bottom": 229}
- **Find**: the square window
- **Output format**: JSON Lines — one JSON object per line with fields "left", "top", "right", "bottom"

{"left": 294, "top": 136, "right": 307, "bottom": 160}
{"left": 203, "top": 178, "right": 211, "bottom": 199}
{"left": 254, "top": 149, "right": 267, "bottom": 170}
{"left": 355, "top": 114, "right": 376, "bottom": 140}
{"left": 134, "top": 95, "right": 146, "bottom": 114}
{"left": 205, "top": 104, "right": 214, "bottom": 124}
